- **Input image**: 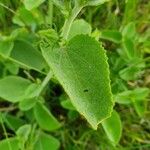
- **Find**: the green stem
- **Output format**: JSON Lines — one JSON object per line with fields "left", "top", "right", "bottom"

{"left": 61, "top": 5, "right": 83, "bottom": 39}
{"left": 0, "top": 2, "right": 16, "bottom": 14}
{"left": 0, "top": 114, "right": 12, "bottom": 150}
{"left": 36, "top": 71, "right": 53, "bottom": 97}
{"left": 48, "top": 0, "right": 53, "bottom": 27}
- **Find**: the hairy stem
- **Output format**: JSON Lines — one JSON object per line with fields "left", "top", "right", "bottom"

{"left": 61, "top": 5, "right": 83, "bottom": 40}
{"left": 48, "top": 0, "right": 53, "bottom": 27}
{"left": 36, "top": 71, "right": 53, "bottom": 97}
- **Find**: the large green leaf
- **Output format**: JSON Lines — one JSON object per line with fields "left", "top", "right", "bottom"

{"left": 40, "top": 33, "right": 113, "bottom": 129}
{"left": 34, "top": 132, "right": 60, "bottom": 150}
{"left": 0, "top": 76, "right": 31, "bottom": 102}
{"left": 102, "top": 110, "right": 122, "bottom": 145}
{"left": 0, "top": 138, "right": 19, "bottom": 150}
{"left": 34, "top": 102, "right": 61, "bottom": 131}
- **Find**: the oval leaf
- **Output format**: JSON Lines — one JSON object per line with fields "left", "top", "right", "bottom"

{"left": 133, "top": 101, "right": 147, "bottom": 117}
{"left": 0, "top": 40, "right": 14, "bottom": 57}
{"left": 122, "top": 22, "right": 136, "bottom": 40}
{"left": 0, "top": 138, "right": 19, "bottom": 150}
{"left": 0, "top": 76, "right": 31, "bottom": 102}
{"left": 34, "top": 102, "right": 61, "bottom": 131}
{"left": 61, "top": 99, "right": 76, "bottom": 111}
{"left": 2, "top": 113, "right": 25, "bottom": 131}
{"left": 122, "top": 37, "right": 135, "bottom": 59}
{"left": 19, "top": 98, "right": 37, "bottom": 111}
{"left": 10, "top": 40, "right": 46, "bottom": 71}
{"left": 41, "top": 34, "right": 113, "bottom": 129}
{"left": 102, "top": 110, "right": 122, "bottom": 145}
{"left": 68, "top": 19, "right": 92, "bottom": 40}
{"left": 16, "top": 124, "right": 31, "bottom": 148}
{"left": 115, "top": 88, "right": 149, "bottom": 104}
{"left": 34, "top": 132, "right": 60, "bottom": 150}
{"left": 100, "top": 30, "right": 122, "bottom": 43}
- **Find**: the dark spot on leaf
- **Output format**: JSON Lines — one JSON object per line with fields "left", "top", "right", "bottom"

{"left": 84, "top": 89, "right": 89, "bottom": 92}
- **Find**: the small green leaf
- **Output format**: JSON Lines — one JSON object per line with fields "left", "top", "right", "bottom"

{"left": 41, "top": 33, "right": 113, "bottom": 129}
{"left": 19, "top": 97, "right": 37, "bottom": 111}
{"left": 133, "top": 88, "right": 149, "bottom": 100}
{"left": 16, "top": 124, "right": 31, "bottom": 149}
{"left": 61, "top": 99, "right": 76, "bottom": 110}
{"left": 4, "top": 61, "right": 19, "bottom": 75}
{"left": 68, "top": 19, "right": 92, "bottom": 40}
{"left": 114, "top": 91, "right": 133, "bottom": 104}
{"left": 34, "top": 132, "right": 60, "bottom": 150}
{"left": 10, "top": 40, "right": 46, "bottom": 71}
{"left": 0, "top": 76, "right": 31, "bottom": 102}
{"left": 119, "top": 66, "right": 141, "bottom": 81}
{"left": 91, "top": 29, "right": 101, "bottom": 41}
{"left": 0, "top": 40, "right": 14, "bottom": 57}
{"left": 34, "top": 102, "right": 61, "bottom": 131}
{"left": 100, "top": 30, "right": 122, "bottom": 43}
{"left": 2, "top": 113, "right": 25, "bottom": 131}
{"left": 122, "top": 38, "right": 135, "bottom": 59}
{"left": 122, "top": 22, "right": 136, "bottom": 40}
{"left": 115, "top": 88, "right": 149, "bottom": 104}
{"left": 133, "top": 101, "right": 147, "bottom": 117}
{"left": 17, "top": 124, "right": 31, "bottom": 141}
{"left": 23, "top": 0, "right": 45, "bottom": 10}
{"left": 12, "top": 6, "right": 37, "bottom": 27}
{"left": 0, "top": 138, "right": 19, "bottom": 150}
{"left": 24, "top": 83, "right": 41, "bottom": 99}
{"left": 122, "top": 0, "right": 138, "bottom": 25}
{"left": 102, "top": 110, "right": 122, "bottom": 145}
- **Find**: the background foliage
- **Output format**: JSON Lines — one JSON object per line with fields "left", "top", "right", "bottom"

{"left": 0, "top": 0, "right": 150, "bottom": 149}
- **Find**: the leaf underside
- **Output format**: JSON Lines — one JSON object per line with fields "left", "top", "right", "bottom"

{"left": 41, "top": 34, "right": 113, "bottom": 129}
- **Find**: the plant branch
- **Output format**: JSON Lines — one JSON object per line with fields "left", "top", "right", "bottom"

{"left": 61, "top": 5, "right": 83, "bottom": 40}
{"left": 36, "top": 71, "right": 53, "bottom": 97}
{"left": 47, "top": 0, "right": 53, "bottom": 27}
{"left": 0, "top": 106, "right": 17, "bottom": 112}
{"left": 0, "top": 2, "right": 16, "bottom": 14}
